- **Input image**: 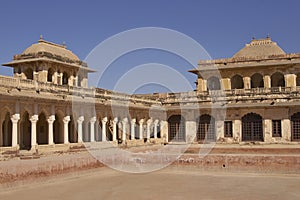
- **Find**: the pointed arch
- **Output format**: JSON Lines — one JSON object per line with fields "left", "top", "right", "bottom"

{"left": 242, "top": 113, "right": 263, "bottom": 141}
{"left": 54, "top": 113, "right": 63, "bottom": 144}
{"left": 196, "top": 114, "right": 216, "bottom": 141}
{"left": 251, "top": 73, "right": 264, "bottom": 88}
{"left": 231, "top": 74, "right": 244, "bottom": 89}
{"left": 68, "top": 115, "right": 77, "bottom": 143}
{"left": 37, "top": 112, "right": 48, "bottom": 145}
{"left": 20, "top": 111, "right": 31, "bottom": 150}
{"left": 24, "top": 68, "right": 33, "bottom": 80}
{"left": 62, "top": 71, "right": 69, "bottom": 85}
{"left": 2, "top": 112, "right": 12, "bottom": 147}
{"left": 271, "top": 72, "right": 285, "bottom": 87}
{"left": 168, "top": 115, "right": 185, "bottom": 142}
{"left": 291, "top": 112, "right": 300, "bottom": 141}
{"left": 47, "top": 68, "right": 54, "bottom": 83}
{"left": 207, "top": 76, "right": 221, "bottom": 90}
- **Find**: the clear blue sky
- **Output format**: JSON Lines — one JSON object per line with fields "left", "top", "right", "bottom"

{"left": 1, "top": 0, "right": 300, "bottom": 92}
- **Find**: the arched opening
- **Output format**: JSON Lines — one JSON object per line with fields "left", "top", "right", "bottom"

{"left": 168, "top": 115, "right": 185, "bottom": 142}
{"left": 20, "top": 112, "right": 31, "bottom": 150}
{"left": 78, "top": 74, "right": 83, "bottom": 87}
{"left": 54, "top": 114, "right": 63, "bottom": 144}
{"left": 47, "top": 68, "right": 54, "bottom": 83}
{"left": 82, "top": 120, "right": 90, "bottom": 142}
{"left": 207, "top": 76, "right": 221, "bottom": 90}
{"left": 95, "top": 119, "right": 102, "bottom": 142}
{"left": 231, "top": 75, "right": 244, "bottom": 89}
{"left": 296, "top": 73, "right": 300, "bottom": 87}
{"left": 291, "top": 112, "right": 300, "bottom": 141}
{"left": 271, "top": 72, "right": 285, "bottom": 87}
{"left": 68, "top": 115, "right": 77, "bottom": 143}
{"left": 197, "top": 114, "right": 216, "bottom": 141}
{"left": 24, "top": 68, "right": 33, "bottom": 80}
{"left": 37, "top": 113, "right": 48, "bottom": 145}
{"left": 62, "top": 72, "right": 69, "bottom": 85}
{"left": 242, "top": 113, "right": 263, "bottom": 141}
{"left": 251, "top": 73, "right": 264, "bottom": 88}
{"left": 2, "top": 112, "right": 12, "bottom": 147}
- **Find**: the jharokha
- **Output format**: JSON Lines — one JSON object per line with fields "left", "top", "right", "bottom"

{"left": 1, "top": 36, "right": 300, "bottom": 152}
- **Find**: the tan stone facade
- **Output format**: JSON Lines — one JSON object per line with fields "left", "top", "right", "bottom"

{"left": 1, "top": 36, "right": 300, "bottom": 152}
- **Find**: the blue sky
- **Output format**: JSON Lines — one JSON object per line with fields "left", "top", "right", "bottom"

{"left": 1, "top": 0, "right": 300, "bottom": 92}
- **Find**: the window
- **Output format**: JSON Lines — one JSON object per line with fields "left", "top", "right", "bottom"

{"left": 224, "top": 121, "right": 233, "bottom": 137}
{"left": 272, "top": 120, "right": 282, "bottom": 137}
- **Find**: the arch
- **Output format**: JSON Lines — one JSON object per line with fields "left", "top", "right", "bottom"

{"left": 207, "top": 76, "right": 221, "bottom": 90}
{"left": 68, "top": 115, "right": 77, "bottom": 143}
{"left": 37, "top": 112, "right": 48, "bottom": 145}
{"left": 47, "top": 68, "right": 54, "bottom": 83}
{"left": 2, "top": 112, "right": 12, "bottom": 147}
{"left": 20, "top": 111, "right": 31, "bottom": 150}
{"left": 296, "top": 73, "right": 300, "bottom": 87}
{"left": 62, "top": 72, "right": 69, "bottom": 85}
{"left": 196, "top": 114, "right": 216, "bottom": 141}
{"left": 251, "top": 73, "right": 264, "bottom": 88}
{"left": 54, "top": 114, "right": 63, "bottom": 144}
{"left": 231, "top": 74, "right": 244, "bottom": 89}
{"left": 24, "top": 68, "right": 33, "bottom": 80}
{"left": 291, "top": 112, "right": 300, "bottom": 141}
{"left": 271, "top": 72, "right": 285, "bottom": 87}
{"left": 168, "top": 115, "right": 185, "bottom": 142}
{"left": 78, "top": 74, "right": 83, "bottom": 87}
{"left": 242, "top": 113, "right": 263, "bottom": 141}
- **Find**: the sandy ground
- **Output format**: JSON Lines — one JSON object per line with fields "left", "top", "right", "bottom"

{"left": 0, "top": 166, "right": 299, "bottom": 200}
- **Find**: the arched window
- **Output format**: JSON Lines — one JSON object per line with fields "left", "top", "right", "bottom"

{"left": 24, "top": 68, "right": 33, "bottom": 80}
{"left": 168, "top": 115, "right": 185, "bottom": 142}
{"left": 54, "top": 114, "right": 63, "bottom": 144}
{"left": 47, "top": 68, "right": 54, "bottom": 82}
{"left": 2, "top": 112, "right": 12, "bottom": 147}
{"left": 37, "top": 113, "right": 48, "bottom": 145}
{"left": 291, "top": 112, "right": 300, "bottom": 141}
{"left": 242, "top": 113, "right": 263, "bottom": 141}
{"left": 296, "top": 73, "right": 300, "bottom": 87}
{"left": 231, "top": 75, "right": 244, "bottom": 89}
{"left": 207, "top": 76, "right": 221, "bottom": 90}
{"left": 251, "top": 73, "right": 264, "bottom": 88}
{"left": 271, "top": 72, "right": 285, "bottom": 87}
{"left": 68, "top": 115, "right": 77, "bottom": 143}
{"left": 197, "top": 114, "right": 215, "bottom": 141}
{"left": 62, "top": 72, "right": 69, "bottom": 85}
{"left": 20, "top": 112, "right": 31, "bottom": 150}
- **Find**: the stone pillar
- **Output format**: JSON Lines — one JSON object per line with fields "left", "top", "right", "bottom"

{"left": 30, "top": 115, "right": 39, "bottom": 148}
{"left": 153, "top": 119, "right": 159, "bottom": 139}
{"left": 185, "top": 120, "right": 196, "bottom": 143}
{"left": 122, "top": 118, "right": 128, "bottom": 141}
{"left": 139, "top": 119, "right": 144, "bottom": 140}
{"left": 233, "top": 119, "right": 242, "bottom": 142}
{"left": 102, "top": 117, "right": 108, "bottom": 142}
{"left": 221, "top": 78, "right": 231, "bottom": 90}
{"left": 285, "top": 74, "right": 296, "bottom": 90}
{"left": 146, "top": 119, "right": 153, "bottom": 140}
{"left": 77, "top": 116, "right": 84, "bottom": 142}
{"left": 216, "top": 120, "right": 224, "bottom": 141}
{"left": 263, "top": 119, "right": 272, "bottom": 142}
{"left": 11, "top": 114, "right": 20, "bottom": 148}
{"left": 197, "top": 78, "right": 205, "bottom": 92}
{"left": 47, "top": 115, "right": 55, "bottom": 145}
{"left": 263, "top": 75, "right": 271, "bottom": 89}
{"left": 243, "top": 77, "right": 251, "bottom": 89}
{"left": 112, "top": 117, "right": 118, "bottom": 141}
{"left": 63, "top": 116, "right": 70, "bottom": 144}
{"left": 131, "top": 119, "right": 136, "bottom": 140}
{"left": 282, "top": 119, "right": 291, "bottom": 141}
{"left": 160, "top": 120, "right": 168, "bottom": 142}
{"left": 89, "top": 117, "right": 96, "bottom": 142}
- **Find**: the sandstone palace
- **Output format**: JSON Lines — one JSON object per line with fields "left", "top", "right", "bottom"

{"left": 1, "top": 36, "right": 300, "bottom": 152}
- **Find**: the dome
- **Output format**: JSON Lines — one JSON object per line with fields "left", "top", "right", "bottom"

{"left": 233, "top": 37, "right": 286, "bottom": 58}
{"left": 22, "top": 36, "right": 80, "bottom": 61}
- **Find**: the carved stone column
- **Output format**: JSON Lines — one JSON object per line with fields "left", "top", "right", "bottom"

{"left": 77, "top": 116, "right": 84, "bottom": 142}
{"left": 11, "top": 114, "right": 20, "bottom": 148}
{"left": 139, "top": 119, "right": 144, "bottom": 140}
{"left": 263, "top": 75, "right": 271, "bottom": 89}
{"left": 112, "top": 117, "right": 118, "bottom": 141}
{"left": 90, "top": 117, "right": 96, "bottom": 142}
{"left": 102, "top": 117, "right": 108, "bottom": 142}
{"left": 131, "top": 119, "right": 136, "bottom": 140}
{"left": 243, "top": 77, "right": 251, "bottom": 89}
{"left": 63, "top": 116, "right": 70, "bottom": 144}
{"left": 47, "top": 115, "right": 55, "bottom": 145}
{"left": 146, "top": 118, "right": 153, "bottom": 140}
{"left": 122, "top": 118, "right": 128, "bottom": 141}
{"left": 30, "top": 115, "right": 39, "bottom": 148}
{"left": 154, "top": 119, "right": 159, "bottom": 139}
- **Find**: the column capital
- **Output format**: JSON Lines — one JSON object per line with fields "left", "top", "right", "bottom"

{"left": 11, "top": 114, "right": 20, "bottom": 123}
{"left": 122, "top": 117, "right": 128, "bottom": 124}
{"left": 154, "top": 119, "right": 159, "bottom": 125}
{"left": 77, "top": 116, "right": 84, "bottom": 123}
{"left": 90, "top": 116, "right": 97, "bottom": 123}
{"left": 30, "top": 115, "right": 39, "bottom": 123}
{"left": 102, "top": 117, "right": 108, "bottom": 123}
{"left": 47, "top": 115, "right": 55, "bottom": 123}
{"left": 139, "top": 119, "right": 144, "bottom": 124}
{"left": 63, "top": 116, "right": 70, "bottom": 123}
{"left": 131, "top": 118, "right": 136, "bottom": 124}
{"left": 147, "top": 118, "right": 153, "bottom": 125}
{"left": 113, "top": 117, "right": 118, "bottom": 123}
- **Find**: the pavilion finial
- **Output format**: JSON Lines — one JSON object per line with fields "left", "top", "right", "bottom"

{"left": 266, "top": 34, "right": 270, "bottom": 39}
{"left": 62, "top": 41, "right": 67, "bottom": 48}
{"left": 39, "top": 34, "right": 44, "bottom": 42}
